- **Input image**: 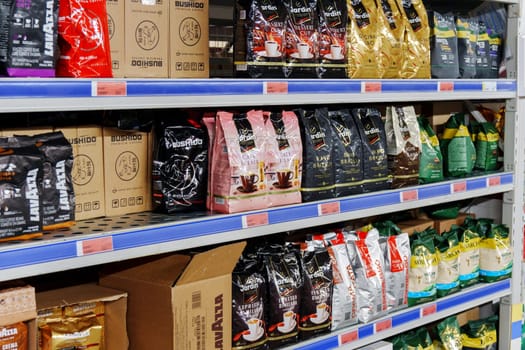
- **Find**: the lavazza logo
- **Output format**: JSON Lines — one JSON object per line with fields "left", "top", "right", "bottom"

{"left": 0, "top": 327, "right": 18, "bottom": 337}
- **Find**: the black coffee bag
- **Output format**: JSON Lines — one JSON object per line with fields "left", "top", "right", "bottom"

{"left": 430, "top": 11, "right": 459, "bottom": 79}
{"left": 297, "top": 108, "right": 335, "bottom": 202}
{"left": 456, "top": 16, "right": 477, "bottom": 79}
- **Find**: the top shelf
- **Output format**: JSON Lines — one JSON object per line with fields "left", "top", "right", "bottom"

{"left": 0, "top": 79, "right": 516, "bottom": 112}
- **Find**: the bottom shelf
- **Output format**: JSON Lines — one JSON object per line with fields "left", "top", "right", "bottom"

{"left": 284, "top": 279, "right": 512, "bottom": 350}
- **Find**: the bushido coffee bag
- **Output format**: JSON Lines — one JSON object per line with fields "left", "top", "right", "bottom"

{"left": 329, "top": 109, "right": 363, "bottom": 197}
{"left": 211, "top": 110, "right": 268, "bottom": 213}
{"left": 298, "top": 239, "right": 333, "bottom": 340}
{"left": 152, "top": 118, "right": 208, "bottom": 213}
{"left": 260, "top": 244, "right": 302, "bottom": 349}
{"left": 377, "top": 0, "right": 404, "bottom": 79}
{"left": 351, "top": 107, "right": 389, "bottom": 192}
{"left": 317, "top": 0, "right": 347, "bottom": 78}
{"left": 385, "top": 105, "right": 421, "bottom": 189}
{"left": 247, "top": 0, "right": 286, "bottom": 78}
{"left": 297, "top": 108, "right": 335, "bottom": 202}
{"left": 23, "top": 132, "right": 75, "bottom": 231}
{"left": 283, "top": 0, "right": 319, "bottom": 78}
{"left": 456, "top": 16, "right": 477, "bottom": 79}
{"left": 430, "top": 11, "right": 460, "bottom": 79}
{"left": 265, "top": 110, "right": 302, "bottom": 207}
{"left": 397, "top": 0, "right": 430, "bottom": 79}
{"left": 0, "top": 139, "right": 43, "bottom": 241}
{"left": 6, "top": 0, "right": 58, "bottom": 77}
{"left": 347, "top": 0, "right": 381, "bottom": 78}
{"left": 232, "top": 256, "right": 269, "bottom": 350}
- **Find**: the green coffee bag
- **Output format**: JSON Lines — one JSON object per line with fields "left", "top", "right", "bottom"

{"left": 475, "top": 122, "right": 499, "bottom": 171}
{"left": 418, "top": 116, "right": 444, "bottom": 183}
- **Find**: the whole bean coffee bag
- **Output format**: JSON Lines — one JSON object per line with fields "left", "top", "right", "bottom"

{"left": 418, "top": 116, "right": 443, "bottom": 184}
{"left": 329, "top": 109, "right": 363, "bottom": 196}
{"left": 7, "top": 0, "right": 58, "bottom": 77}
{"left": 379, "top": 232, "right": 410, "bottom": 312}
{"left": 430, "top": 11, "right": 459, "bottom": 79}
{"left": 298, "top": 240, "right": 333, "bottom": 340}
{"left": 456, "top": 16, "right": 477, "bottom": 79}
{"left": 247, "top": 0, "right": 286, "bottom": 78}
{"left": 261, "top": 244, "right": 302, "bottom": 348}
{"left": 297, "top": 108, "right": 335, "bottom": 202}
{"left": 152, "top": 119, "right": 208, "bottom": 213}
{"left": 352, "top": 107, "right": 389, "bottom": 192}
{"left": 265, "top": 111, "right": 302, "bottom": 207}
{"left": 317, "top": 0, "right": 347, "bottom": 78}
{"left": 475, "top": 21, "right": 502, "bottom": 79}
{"left": 435, "top": 230, "right": 461, "bottom": 298}
{"left": 211, "top": 110, "right": 268, "bottom": 213}
{"left": 232, "top": 256, "right": 269, "bottom": 350}
{"left": 377, "top": 0, "right": 404, "bottom": 78}
{"left": 385, "top": 106, "right": 421, "bottom": 189}
{"left": 283, "top": 0, "right": 319, "bottom": 78}
{"left": 398, "top": 0, "right": 430, "bottom": 79}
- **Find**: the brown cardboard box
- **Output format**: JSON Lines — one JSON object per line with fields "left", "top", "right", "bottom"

{"left": 103, "top": 127, "right": 151, "bottom": 216}
{"left": 397, "top": 218, "right": 434, "bottom": 235}
{"left": 456, "top": 307, "right": 480, "bottom": 327}
{"left": 124, "top": 0, "right": 169, "bottom": 77}
{"left": 1, "top": 127, "right": 53, "bottom": 136}
{"left": 169, "top": 0, "right": 209, "bottom": 78}
{"left": 434, "top": 213, "right": 472, "bottom": 234}
{"left": 99, "top": 241, "right": 246, "bottom": 350}
{"left": 0, "top": 284, "right": 37, "bottom": 350}
{"left": 56, "top": 126, "right": 105, "bottom": 221}
{"left": 36, "top": 284, "right": 128, "bottom": 350}
{"left": 106, "top": 0, "right": 125, "bottom": 77}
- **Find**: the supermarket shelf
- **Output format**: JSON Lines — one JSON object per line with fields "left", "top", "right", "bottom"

{"left": 0, "top": 78, "right": 516, "bottom": 112}
{"left": 283, "top": 279, "right": 511, "bottom": 350}
{"left": 0, "top": 172, "right": 513, "bottom": 282}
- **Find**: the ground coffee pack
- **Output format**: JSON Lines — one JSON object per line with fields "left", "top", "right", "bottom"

{"left": 430, "top": 11, "right": 459, "bottom": 79}
{"left": 317, "top": 0, "right": 347, "bottom": 78}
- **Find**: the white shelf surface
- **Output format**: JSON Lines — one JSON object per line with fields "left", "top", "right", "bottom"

{"left": 0, "top": 172, "right": 513, "bottom": 282}
{"left": 0, "top": 79, "right": 515, "bottom": 112}
{"left": 282, "top": 279, "right": 512, "bottom": 350}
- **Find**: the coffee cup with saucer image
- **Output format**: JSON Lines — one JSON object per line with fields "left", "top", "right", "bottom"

{"left": 277, "top": 310, "right": 297, "bottom": 333}
{"left": 243, "top": 318, "right": 264, "bottom": 342}
{"left": 310, "top": 302, "right": 329, "bottom": 324}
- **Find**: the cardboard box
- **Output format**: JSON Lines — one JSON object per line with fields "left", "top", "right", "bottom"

{"left": 103, "top": 127, "right": 151, "bottom": 216}
{"left": 99, "top": 241, "right": 246, "bottom": 350}
{"left": 1, "top": 127, "right": 52, "bottom": 136}
{"left": 106, "top": 0, "right": 125, "bottom": 77}
{"left": 0, "top": 284, "right": 37, "bottom": 350}
{"left": 36, "top": 283, "right": 128, "bottom": 350}
{"left": 56, "top": 126, "right": 105, "bottom": 221}
{"left": 397, "top": 218, "right": 434, "bottom": 235}
{"left": 456, "top": 307, "right": 480, "bottom": 327}
{"left": 434, "top": 213, "right": 472, "bottom": 234}
{"left": 169, "top": 0, "right": 209, "bottom": 78}
{"left": 124, "top": 0, "right": 169, "bottom": 77}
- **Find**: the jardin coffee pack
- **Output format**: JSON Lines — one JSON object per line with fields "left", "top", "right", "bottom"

{"left": 297, "top": 108, "right": 334, "bottom": 202}
{"left": 261, "top": 244, "right": 302, "bottom": 348}
{"left": 385, "top": 105, "right": 421, "bottom": 189}
{"left": 0, "top": 0, "right": 10, "bottom": 74}
{"left": 298, "top": 240, "right": 333, "bottom": 340}
{"left": 232, "top": 256, "right": 268, "bottom": 350}
{"left": 418, "top": 116, "right": 443, "bottom": 184}
{"left": 6, "top": 0, "right": 58, "bottom": 77}
{"left": 347, "top": 0, "right": 381, "bottom": 78}
{"left": 57, "top": 0, "right": 112, "bottom": 77}
{"left": 0, "top": 140, "right": 42, "bottom": 241}
{"left": 317, "top": 0, "right": 347, "bottom": 78}
{"left": 283, "top": 0, "right": 319, "bottom": 78}
{"left": 377, "top": 0, "right": 404, "bottom": 78}
{"left": 398, "top": 0, "right": 430, "bottom": 79}
{"left": 329, "top": 109, "right": 363, "bottom": 197}
{"left": 211, "top": 110, "right": 267, "bottom": 213}
{"left": 430, "top": 11, "right": 459, "bottom": 79}
{"left": 152, "top": 119, "right": 208, "bottom": 213}
{"left": 456, "top": 17, "right": 477, "bottom": 79}
{"left": 29, "top": 132, "right": 75, "bottom": 230}
{"left": 351, "top": 107, "right": 389, "bottom": 192}
{"left": 265, "top": 111, "right": 302, "bottom": 207}
{"left": 247, "top": 0, "right": 286, "bottom": 78}
{"left": 474, "top": 122, "right": 499, "bottom": 171}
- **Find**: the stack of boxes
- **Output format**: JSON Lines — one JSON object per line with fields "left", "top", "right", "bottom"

{"left": 106, "top": 0, "right": 210, "bottom": 78}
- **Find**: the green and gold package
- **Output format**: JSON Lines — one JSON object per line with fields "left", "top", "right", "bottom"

{"left": 461, "top": 316, "right": 497, "bottom": 350}
{"left": 393, "top": 327, "right": 434, "bottom": 349}
{"left": 40, "top": 314, "right": 102, "bottom": 350}
{"left": 474, "top": 122, "right": 499, "bottom": 171}
{"left": 418, "top": 116, "right": 443, "bottom": 184}
{"left": 430, "top": 11, "right": 459, "bottom": 78}
{"left": 440, "top": 114, "right": 476, "bottom": 177}
{"left": 408, "top": 230, "right": 438, "bottom": 306}
{"left": 436, "top": 316, "right": 462, "bottom": 350}
{"left": 435, "top": 230, "right": 460, "bottom": 297}
{"left": 458, "top": 218, "right": 480, "bottom": 288}
{"left": 479, "top": 224, "right": 512, "bottom": 282}
{"left": 377, "top": 0, "right": 404, "bottom": 78}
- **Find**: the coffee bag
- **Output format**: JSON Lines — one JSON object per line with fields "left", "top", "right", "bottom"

{"left": 317, "top": 0, "right": 347, "bottom": 78}
{"left": 377, "top": 0, "right": 404, "bottom": 78}
{"left": 430, "top": 11, "right": 459, "bottom": 79}
{"left": 398, "top": 0, "right": 430, "bottom": 79}
{"left": 456, "top": 16, "right": 477, "bottom": 79}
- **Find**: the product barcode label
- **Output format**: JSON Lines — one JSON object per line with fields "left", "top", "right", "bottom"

{"left": 76, "top": 237, "right": 113, "bottom": 256}
{"left": 344, "top": 312, "right": 351, "bottom": 320}
{"left": 192, "top": 291, "right": 202, "bottom": 309}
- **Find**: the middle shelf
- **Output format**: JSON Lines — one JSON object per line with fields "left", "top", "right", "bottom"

{"left": 0, "top": 171, "right": 513, "bottom": 282}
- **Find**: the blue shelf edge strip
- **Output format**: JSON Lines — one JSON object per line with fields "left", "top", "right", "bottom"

{"left": 0, "top": 172, "right": 513, "bottom": 270}
{"left": 293, "top": 279, "right": 511, "bottom": 350}
{"left": 0, "top": 79, "right": 516, "bottom": 99}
